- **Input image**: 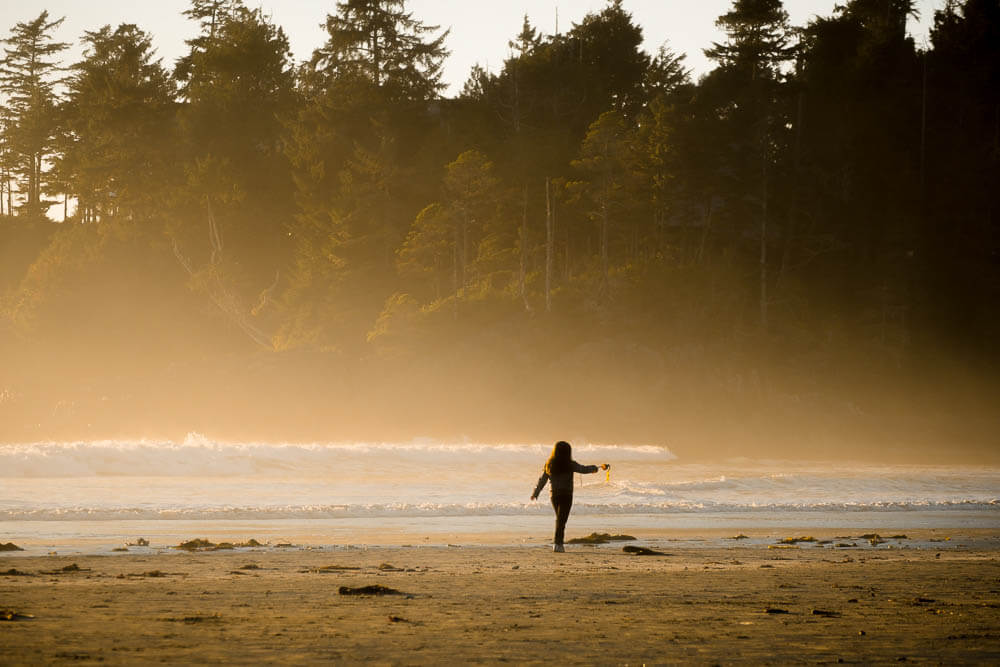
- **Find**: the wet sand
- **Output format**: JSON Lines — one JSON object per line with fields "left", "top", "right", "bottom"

{"left": 3, "top": 539, "right": 999, "bottom": 664}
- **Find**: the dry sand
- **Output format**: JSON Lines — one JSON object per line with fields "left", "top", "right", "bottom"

{"left": 2, "top": 541, "right": 1000, "bottom": 664}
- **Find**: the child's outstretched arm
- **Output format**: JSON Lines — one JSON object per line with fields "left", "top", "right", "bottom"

{"left": 571, "top": 461, "right": 610, "bottom": 474}
{"left": 530, "top": 471, "right": 549, "bottom": 500}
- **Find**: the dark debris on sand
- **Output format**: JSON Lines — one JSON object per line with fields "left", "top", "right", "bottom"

{"left": 116, "top": 570, "right": 176, "bottom": 579}
{"left": 176, "top": 538, "right": 215, "bottom": 551}
{"left": 39, "top": 563, "right": 90, "bottom": 575}
{"left": 174, "top": 538, "right": 267, "bottom": 551}
{"left": 568, "top": 533, "right": 637, "bottom": 545}
{"left": 1, "top": 609, "right": 35, "bottom": 621}
{"left": 2, "top": 568, "right": 33, "bottom": 577}
{"left": 162, "top": 613, "right": 222, "bottom": 624}
{"left": 309, "top": 564, "right": 362, "bottom": 573}
{"left": 812, "top": 609, "right": 842, "bottom": 617}
{"left": 339, "top": 584, "right": 409, "bottom": 596}
{"left": 622, "top": 545, "right": 669, "bottom": 556}
{"left": 378, "top": 563, "right": 405, "bottom": 571}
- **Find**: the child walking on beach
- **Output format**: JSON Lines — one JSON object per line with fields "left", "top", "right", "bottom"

{"left": 530, "top": 441, "right": 609, "bottom": 552}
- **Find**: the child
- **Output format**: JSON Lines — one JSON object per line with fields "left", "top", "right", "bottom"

{"left": 530, "top": 441, "right": 609, "bottom": 552}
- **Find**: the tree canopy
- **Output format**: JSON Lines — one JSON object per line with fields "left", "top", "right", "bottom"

{"left": 0, "top": 0, "right": 998, "bottom": 459}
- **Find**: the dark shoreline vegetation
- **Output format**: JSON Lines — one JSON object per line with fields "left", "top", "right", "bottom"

{"left": 0, "top": 1, "right": 998, "bottom": 462}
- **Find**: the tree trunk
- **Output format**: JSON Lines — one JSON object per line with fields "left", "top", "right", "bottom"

{"left": 452, "top": 224, "right": 459, "bottom": 297}
{"left": 779, "top": 91, "right": 804, "bottom": 284}
{"left": 698, "top": 197, "right": 714, "bottom": 264}
{"left": 600, "top": 203, "right": 609, "bottom": 288}
{"left": 564, "top": 239, "right": 571, "bottom": 281}
{"left": 920, "top": 52, "right": 927, "bottom": 195}
{"left": 27, "top": 155, "right": 36, "bottom": 208}
{"left": 545, "top": 177, "right": 553, "bottom": 313}
{"left": 452, "top": 232, "right": 459, "bottom": 321}
{"left": 519, "top": 186, "right": 530, "bottom": 311}
{"left": 35, "top": 153, "right": 43, "bottom": 208}
{"left": 460, "top": 215, "right": 468, "bottom": 291}
{"left": 760, "top": 152, "right": 768, "bottom": 334}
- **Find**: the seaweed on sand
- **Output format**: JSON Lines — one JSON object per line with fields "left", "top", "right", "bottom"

{"left": 174, "top": 538, "right": 265, "bottom": 551}
{"left": 378, "top": 563, "right": 405, "bottom": 571}
{"left": 162, "top": 613, "right": 222, "bottom": 624}
{"left": 567, "top": 533, "right": 637, "bottom": 545}
{"left": 338, "top": 584, "right": 408, "bottom": 596}
{"left": 309, "top": 564, "right": 362, "bottom": 573}
{"left": 622, "top": 545, "right": 669, "bottom": 556}
{"left": 39, "top": 563, "right": 90, "bottom": 574}
{"left": 812, "top": 609, "right": 841, "bottom": 617}
{"left": 175, "top": 538, "right": 216, "bottom": 551}
{"left": 117, "top": 570, "right": 178, "bottom": 578}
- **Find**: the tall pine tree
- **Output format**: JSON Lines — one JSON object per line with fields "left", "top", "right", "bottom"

{"left": 58, "top": 24, "right": 177, "bottom": 224}
{"left": 279, "top": 0, "right": 449, "bottom": 351}
{"left": 0, "top": 11, "right": 68, "bottom": 217}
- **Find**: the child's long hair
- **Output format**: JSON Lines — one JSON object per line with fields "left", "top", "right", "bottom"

{"left": 545, "top": 441, "right": 573, "bottom": 475}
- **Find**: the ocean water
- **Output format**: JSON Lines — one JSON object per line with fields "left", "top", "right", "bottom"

{"left": 2, "top": 434, "right": 998, "bottom": 552}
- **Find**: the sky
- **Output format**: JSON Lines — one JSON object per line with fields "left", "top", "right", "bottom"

{"left": 3, "top": 1, "right": 942, "bottom": 96}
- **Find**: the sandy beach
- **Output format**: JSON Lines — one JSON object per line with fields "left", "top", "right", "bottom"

{"left": 3, "top": 535, "right": 999, "bottom": 664}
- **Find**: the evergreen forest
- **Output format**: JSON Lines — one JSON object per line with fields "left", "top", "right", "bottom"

{"left": 1, "top": 0, "right": 998, "bottom": 461}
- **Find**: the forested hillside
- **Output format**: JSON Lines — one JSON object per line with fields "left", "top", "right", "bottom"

{"left": 1, "top": 0, "right": 998, "bottom": 461}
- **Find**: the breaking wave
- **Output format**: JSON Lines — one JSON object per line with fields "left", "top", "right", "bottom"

{"left": 0, "top": 433, "right": 673, "bottom": 478}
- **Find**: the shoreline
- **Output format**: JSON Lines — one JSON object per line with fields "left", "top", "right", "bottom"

{"left": 3, "top": 511, "right": 999, "bottom": 556}
{"left": 3, "top": 543, "right": 999, "bottom": 663}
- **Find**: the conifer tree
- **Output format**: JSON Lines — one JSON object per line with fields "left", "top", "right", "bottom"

{"left": 58, "top": 24, "right": 176, "bottom": 223}
{"left": 0, "top": 11, "right": 69, "bottom": 217}
{"left": 279, "top": 0, "right": 449, "bottom": 351}
{"left": 311, "top": 0, "right": 449, "bottom": 103}
{"left": 704, "top": 0, "right": 796, "bottom": 330}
